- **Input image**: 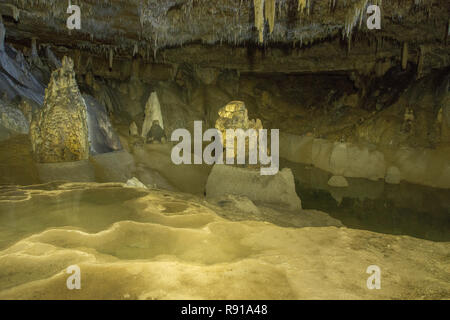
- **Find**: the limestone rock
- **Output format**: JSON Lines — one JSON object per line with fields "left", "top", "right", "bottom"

{"left": 83, "top": 94, "right": 122, "bottom": 155}
{"left": 441, "top": 92, "right": 450, "bottom": 142}
{"left": 141, "top": 92, "right": 163, "bottom": 138}
{"left": 45, "top": 46, "right": 61, "bottom": 70}
{"left": 212, "top": 194, "right": 260, "bottom": 215}
{"left": 155, "top": 82, "right": 189, "bottom": 136}
{"left": 17, "top": 99, "right": 37, "bottom": 124}
{"left": 125, "top": 177, "right": 147, "bottom": 189}
{"left": 129, "top": 121, "right": 138, "bottom": 136}
{"left": 206, "top": 165, "right": 301, "bottom": 210}
{"left": 385, "top": 166, "right": 402, "bottom": 184}
{"left": 0, "top": 18, "right": 4, "bottom": 52}
{"left": 30, "top": 56, "right": 89, "bottom": 163}
{"left": 327, "top": 175, "right": 349, "bottom": 187}
{"left": 90, "top": 150, "right": 136, "bottom": 183}
{"left": 195, "top": 67, "right": 219, "bottom": 85}
{"left": 135, "top": 164, "right": 177, "bottom": 191}
{"left": 0, "top": 100, "right": 29, "bottom": 136}
{"left": 37, "top": 160, "right": 95, "bottom": 183}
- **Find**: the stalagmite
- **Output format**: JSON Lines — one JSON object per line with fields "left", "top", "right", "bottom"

{"left": 141, "top": 92, "right": 164, "bottom": 138}
{"left": 30, "top": 56, "right": 89, "bottom": 163}
{"left": 401, "top": 42, "right": 408, "bottom": 70}
{"left": 30, "top": 37, "right": 43, "bottom": 66}
{"left": 133, "top": 43, "right": 138, "bottom": 57}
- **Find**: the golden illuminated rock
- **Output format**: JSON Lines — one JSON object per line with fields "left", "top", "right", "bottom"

{"left": 215, "top": 101, "right": 263, "bottom": 161}
{"left": 30, "top": 56, "right": 89, "bottom": 163}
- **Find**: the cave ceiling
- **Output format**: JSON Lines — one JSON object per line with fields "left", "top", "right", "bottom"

{"left": 0, "top": 0, "right": 448, "bottom": 74}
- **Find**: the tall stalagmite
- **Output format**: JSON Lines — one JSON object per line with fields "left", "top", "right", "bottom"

{"left": 141, "top": 92, "right": 164, "bottom": 138}
{"left": 30, "top": 56, "right": 89, "bottom": 163}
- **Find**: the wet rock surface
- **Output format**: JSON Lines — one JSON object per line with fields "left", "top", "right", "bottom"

{"left": 0, "top": 182, "right": 448, "bottom": 299}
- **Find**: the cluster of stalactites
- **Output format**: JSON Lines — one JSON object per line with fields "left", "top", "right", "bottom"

{"left": 255, "top": 0, "right": 313, "bottom": 43}
{"left": 254, "top": 0, "right": 276, "bottom": 43}
{"left": 343, "top": 0, "right": 383, "bottom": 39}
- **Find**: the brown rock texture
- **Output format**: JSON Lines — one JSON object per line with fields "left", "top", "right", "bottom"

{"left": 30, "top": 56, "right": 89, "bottom": 163}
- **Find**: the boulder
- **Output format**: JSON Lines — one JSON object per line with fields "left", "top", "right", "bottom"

{"left": 30, "top": 56, "right": 89, "bottom": 163}
{"left": 206, "top": 164, "right": 301, "bottom": 210}
{"left": 385, "top": 166, "right": 402, "bottom": 184}
{"left": 146, "top": 120, "right": 166, "bottom": 143}
{"left": 89, "top": 150, "right": 135, "bottom": 183}
{"left": 327, "top": 175, "right": 349, "bottom": 188}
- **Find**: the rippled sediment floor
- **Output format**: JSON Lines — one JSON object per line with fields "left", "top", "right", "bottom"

{"left": 0, "top": 182, "right": 449, "bottom": 299}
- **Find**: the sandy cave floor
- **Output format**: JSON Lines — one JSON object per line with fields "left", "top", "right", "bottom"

{"left": 0, "top": 182, "right": 449, "bottom": 300}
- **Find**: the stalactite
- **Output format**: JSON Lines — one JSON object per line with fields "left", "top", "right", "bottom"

{"left": 446, "top": 18, "right": 450, "bottom": 44}
{"left": 254, "top": 0, "right": 265, "bottom": 43}
{"left": 265, "top": 0, "right": 275, "bottom": 34}
{"left": 109, "top": 47, "right": 113, "bottom": 70}
{"left": 416, "top": 45, "right": 425, "bottom": 79}
{"left": 298, "top": 0, "right": 307, "bottom": 13}
{"left": 12, "top": 5, "right": 20, "bottom": 22}
{"left": 401, "top": 42, "right": 408, "bottom": 70}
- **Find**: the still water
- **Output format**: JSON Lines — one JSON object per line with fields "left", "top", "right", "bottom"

{"left": 282, "top": 159, "right": 450, "bottom": 242}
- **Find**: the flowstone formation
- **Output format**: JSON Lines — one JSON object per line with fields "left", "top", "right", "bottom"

{"left": 215, "top": 101, "right": 263, "bottom": 159}
{"left": 30, "top": 56, "right": 89, "bottom": 163}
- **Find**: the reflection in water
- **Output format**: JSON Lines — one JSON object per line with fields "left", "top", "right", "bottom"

{"left": 282, "top": 159, "right": 450, "bottom": 242}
